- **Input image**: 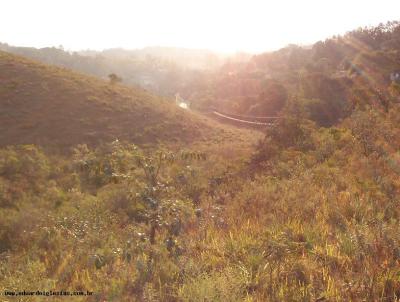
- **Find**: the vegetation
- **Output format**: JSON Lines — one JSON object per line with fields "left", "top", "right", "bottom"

{"left": 0, "top": 44, "right": 248, "bottom": 97}
{"left": 108, "top": 73, "right": 123, "bottom": 85}
{"left": 181, "top": 21, "right": 400, "bottom": 125}
{"left": 0, "top": 51, "right": 251, "bottom": 149}
{"left": 1, "top": 21, "right": 400, "bottom": 301}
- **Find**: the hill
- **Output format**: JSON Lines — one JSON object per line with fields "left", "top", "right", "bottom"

{"left": 181, "top": 21, "right": 400, "bottom": 126}
{"left": 0, "top": 51, "right": 243, "bottom": 149}
{"left": 0, "top": 43, "right": 250, "bottom": 97}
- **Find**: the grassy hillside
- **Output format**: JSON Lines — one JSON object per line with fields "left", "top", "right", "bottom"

{"left": 0, "top": 51, "right": 247, "bottom": 149}
{"left": 0, "top": 43, "right": 249, "bottom": 97}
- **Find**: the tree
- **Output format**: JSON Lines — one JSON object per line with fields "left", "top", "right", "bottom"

{"left": 251, "top": 80, "right": 288, "bottom": 116}
{"left": 108, "top": 73, "right": 122, "bottom": 84}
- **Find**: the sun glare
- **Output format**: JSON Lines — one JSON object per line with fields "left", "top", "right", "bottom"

{"left": 1, "top": 0, "right": 399, "bottom": 53}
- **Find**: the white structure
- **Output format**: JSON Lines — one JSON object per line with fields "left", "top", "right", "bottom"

{"left": 390, "top": 71, "right": 400, "bottom": 82}
{"left": 175, "top": 93, "right": 190, "bottom": 110}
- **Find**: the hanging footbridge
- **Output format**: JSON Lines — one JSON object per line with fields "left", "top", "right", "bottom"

{"left": 174, "top": 93, "right": 280, "bottom": 128}
{"left": 210, "top": 109, "right": 281, "bottom": 127}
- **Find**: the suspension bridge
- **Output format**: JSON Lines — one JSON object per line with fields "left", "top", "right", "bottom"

{"left": 210, "top": 109, "right": 281, "bottom": 128}
{"left": 175, "top": 93, "right": 280, "bottom": 128}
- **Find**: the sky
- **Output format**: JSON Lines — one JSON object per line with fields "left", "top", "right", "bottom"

{"left": 1, "top": 0, "right": 399, "bottom": 54}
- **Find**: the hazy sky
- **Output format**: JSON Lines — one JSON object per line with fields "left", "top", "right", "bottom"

{"left": 1, "top": 0, "right": 399, "bottom": 53}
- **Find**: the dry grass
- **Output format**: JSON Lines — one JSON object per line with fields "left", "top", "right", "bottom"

{"left": 0, "top": 51, "right": 256, "bottom": 151}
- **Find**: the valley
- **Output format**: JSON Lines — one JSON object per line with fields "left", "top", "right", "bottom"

{"left": 1, "top": 20, "right": 400, "bottom": 302}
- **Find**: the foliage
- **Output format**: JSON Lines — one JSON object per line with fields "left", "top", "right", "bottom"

{"left": 3, "top": 20, "right": 400, "bottom": 302}
{"left": 0, "top": 50, "right": 223, "bottom": 148}
{"left": 108, "top": 73, "right": 122, "bottom": 84}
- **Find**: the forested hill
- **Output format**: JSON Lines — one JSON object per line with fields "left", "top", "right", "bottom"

{"left": 181, "top": 21, "right": 400, "bottom": 126}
